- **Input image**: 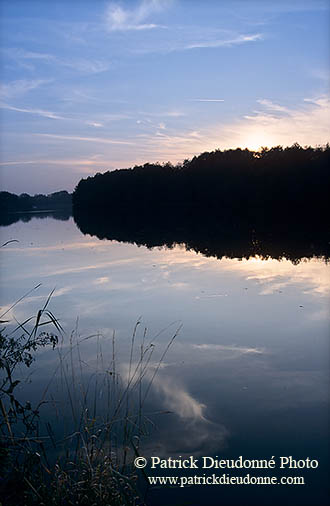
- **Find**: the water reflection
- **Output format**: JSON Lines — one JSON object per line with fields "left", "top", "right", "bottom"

{"left": 0, "top": 209, "right": 71, "bottom": 227}
{"left": 0, "top": 216, "right": 329, "bottom": 505}
{"left": 145, "top": 373, "right": 229, "bottom": 457}
{"left": 74, "top": 208, "right": 329, "bottom": 263}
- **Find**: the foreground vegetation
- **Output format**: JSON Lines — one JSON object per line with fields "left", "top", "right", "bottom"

{"left": 0, "top": 292, "right": 178, "bottom": 505}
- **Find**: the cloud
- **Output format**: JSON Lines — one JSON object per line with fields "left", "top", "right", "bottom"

{"left": 94, "top": 277, "right": 110, "bottom": 285}
{"left": 35, "top": 133, "right": 135, "bottom": 145}
{"left": 3, "top": 48, "right": 53, "bottom": 62}
{"left": 184, "top": 33, "right": 262, "bottom": 49}
{"left": 256, "top": 99, "right": 290, "bottom": 113}
{"left": 3, "top": 96, "right": 328, "bottom": 188}
{"left": 238, "top": 95, "right": 330, "bottom": 149}
{"left": 20, "top": 257, "right": 138, "bottom": 279}
{"left": 0, "top": 157, "right": 110, "bottom": 169}
{"left": 193, "top": 344, "right": 265, "bottom": 355}
{"left": 62, "top": 59, "right": 109, "bottom": 73}
{"left": 0, "top": 79, "right": 51, "bottom": 99}
{"left": 106, "top": 0, "right": 169, "bottom": 31}
{"left": 135, "top": 95, "right": 330, "bottom": 162}
{"left": 5, "top": 48, "right": 110, "bottom": 74}
{"left": 0, "top": 160, "right": 37, "bottom": 166}
{"left": 86, "top": 121, "right": 104, "bottom": 128}
{"left": 218, "top": 256, "right": 330, "bottom": 297}
{"left": 165, "top": 110, "right": 185, "bottom": 117}
{"left": 139, "top": 109, "right": 185, "bottom": 118}
{"left": 0, "top": 103, "right": 66, "bottom": 120}
{"left": 154, "top": 376, "right": 206, "bottom": 421}
{"left": 132, "top": 28, "right": 263, "bottom": 54}
{"left": 1, "top": 103, "right": 130, "bottom": 125}
{"left": 190, "top": 98, "right": 225, "bottom": 103}
{"left": 6, "top": 240, "right": 103, "bottom": 253}
{"left": 144, "top": 373, "right": 229, "bottom": 456}
{"left": 115, "top": 358, "right": 228, "bottom": 456}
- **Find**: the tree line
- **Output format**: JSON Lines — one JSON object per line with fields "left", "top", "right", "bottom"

{"left": 73, "top": 144, "right": 329, "bottom": 262}
{"left": 73, "top": 144, "right": 329, "bottom": 221}
{"left": 0, "top": 191, "right": 72, "bottom": 214}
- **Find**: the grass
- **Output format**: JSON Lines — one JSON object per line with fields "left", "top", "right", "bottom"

{"left": 0, "top": 291, "right": 181, "bottom": 505}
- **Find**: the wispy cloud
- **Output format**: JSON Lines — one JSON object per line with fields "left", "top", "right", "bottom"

{"left": 63, "top": 59, "right": 110, "bottom": 73}
{"left": 94, "top": 277, "right": 110, "bottom": 285}
{"left": 85, "top": 121, "right": 104, "bottom": 128}
{"left": 0, "top": 79, "right": 51, "bottom": 98}
{"left": 34, "top": 133, "right": 135, "bottom": 145}
{"left": 219, "top": 256, "right": 330, "bottom": 297}
{"left": 5, "top": 48, "right": 110, "bottom": 74}
{"left": 144, "top": 373, "right": 229, "bottom": 456}
{"left": 190, "top": 98, "right": 225, "bottom": 103}
{"left": 106, "top": 0, "right": 169, "bottom": 31}
{"left": 135, "top": 95, "right": 330, "bottom": 162}
{"left": 6, "top": 97, "right": 327, "bottom": 182}
{"left": 133, "top": 29, "right": 263, "bottom": 54}
{"left": 1, "top": 103, "right": 130, "bottom": 124}
{"left": 0, "top": 157, "right": 110, "bottom": 169}
{"left": 165, "top": 110, "right": 185, "bottom": 117}
{"left": 184, "top": 33, "right": 262, "bottom": 49}
{"left": 239, "top": 95, "right": 330, "bottom": 148}
{"left": 0, "top": 103, "right": 66, "bottom": 120}
{"left": 0, "top": 160, "right": 37, "bottom": 166}
{"left": 138, "top": 109, "right": 185, "bottom": 117}
{"left": 257, "top": 99, "right": 290, "bottom": 113}
{"left": 193, "top": 344, "right": 265, "bottom": 355}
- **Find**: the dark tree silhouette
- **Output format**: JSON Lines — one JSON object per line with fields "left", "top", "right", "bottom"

{"left": 0, "top": 191, "right": 72, "bottom": 218}
{"left": 72, "top": 144, "right": 330, "bottom": 263}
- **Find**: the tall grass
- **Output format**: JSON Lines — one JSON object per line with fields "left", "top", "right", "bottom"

{"left": 0, "top": 293, "right": 180, "bottom": 505}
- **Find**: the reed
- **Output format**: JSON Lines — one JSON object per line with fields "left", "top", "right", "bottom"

{"left": 0, "top": 292, "right": 180, "bottom": 505}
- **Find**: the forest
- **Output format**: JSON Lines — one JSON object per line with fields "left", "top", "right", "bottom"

{"left": 0, "top": 191, "right": 72, "bottom": 214}
{"left": 73, "top": 144, "right": 329, "bottom": 223}
{"left": 73, "top": 144, "right": 330, "bottom": 262}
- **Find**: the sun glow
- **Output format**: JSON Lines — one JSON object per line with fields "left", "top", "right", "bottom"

{"left": 239, "top": 131, "right": 277, "bottom": 151}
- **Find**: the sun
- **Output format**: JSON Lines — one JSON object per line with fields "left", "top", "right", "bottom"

{"left": 240, "top": 131, "right": 276, "bottom": 151}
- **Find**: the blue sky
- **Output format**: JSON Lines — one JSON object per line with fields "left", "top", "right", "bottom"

{"left": 1, "top": 0, "right": 329, "bottom": 194}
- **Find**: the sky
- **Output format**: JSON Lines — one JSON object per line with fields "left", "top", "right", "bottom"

{"left": 0, "top": 0, "right": 329, "bottom": 194}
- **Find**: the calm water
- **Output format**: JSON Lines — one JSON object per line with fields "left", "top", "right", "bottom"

{"left": 1, "top": 215, "right": 329, "bottom": 505}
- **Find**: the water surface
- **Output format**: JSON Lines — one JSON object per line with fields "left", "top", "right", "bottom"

{"left": 0, "top": 215, "right": 329, "bottom": 505}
